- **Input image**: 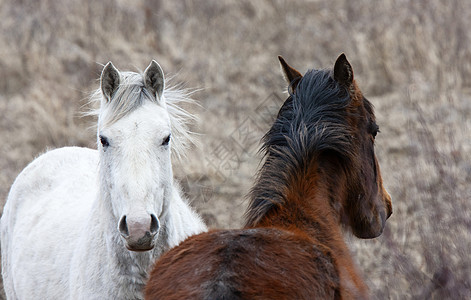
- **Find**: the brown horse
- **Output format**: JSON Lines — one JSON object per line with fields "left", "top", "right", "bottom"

{"left": 145, "top": 54, "right": 392, "bottom": 299}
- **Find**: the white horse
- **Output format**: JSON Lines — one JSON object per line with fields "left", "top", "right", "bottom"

{"left": 1, "top": 60, "right": 207, "bottom": 299}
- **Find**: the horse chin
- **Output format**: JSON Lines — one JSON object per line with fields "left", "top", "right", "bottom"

{"left": 122, "top": 233, "right": 158, "bottom": 252}
{"left": 353, "top": 226, "right": 383, "bottom": 239}
{"left": 352, "top": 209, "right": 386, "bottom": 239}
{"left": 125, "top": 242, "right": 156, "bottom": 252}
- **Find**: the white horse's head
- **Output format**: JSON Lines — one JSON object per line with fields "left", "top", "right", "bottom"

{"left": 95, "top": 61, "right": 191, "bottom": 251}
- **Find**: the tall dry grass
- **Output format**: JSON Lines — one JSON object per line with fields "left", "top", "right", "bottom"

{"left": 0, "top": 0, "right": 470, "bottom": 298}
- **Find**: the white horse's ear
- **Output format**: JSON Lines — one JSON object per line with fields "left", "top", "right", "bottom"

{"left": 101, "top": 62, "right": 121, "bottom": 102}
{"left": 144, "top": 60, "right": 165, "bottom": 100}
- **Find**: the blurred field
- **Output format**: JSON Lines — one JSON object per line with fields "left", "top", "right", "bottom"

{"left": 1, "top": 0, "right": 470, "bottom": 298}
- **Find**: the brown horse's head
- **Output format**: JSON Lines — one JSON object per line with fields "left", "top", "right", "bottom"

{"left": 278, "top": 54, "right": 392, "bottom": 239}
{"left": 332, "top": 54, "right": 392, "bottom": 238}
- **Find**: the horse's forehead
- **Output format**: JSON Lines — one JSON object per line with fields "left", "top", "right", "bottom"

{"left": 105, "top": 102, "right": 171, "bottom": 134}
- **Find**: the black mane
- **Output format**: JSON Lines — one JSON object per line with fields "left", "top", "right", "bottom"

{"left": 245, "top": 69, "right": 356, "bottom": 226}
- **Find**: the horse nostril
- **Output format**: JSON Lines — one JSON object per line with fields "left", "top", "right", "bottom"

{"left": 150, "top": 214, "right": 159, "bottom": 234}
{"left": 118, "top": 215, "right": 129, "bottom": 238}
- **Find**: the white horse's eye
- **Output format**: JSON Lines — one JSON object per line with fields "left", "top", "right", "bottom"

{"left": 99, "top": 135, "right": 110, "bottom": 148}
{"left": 162, "top": 134, "right": 171, "bottom": 146}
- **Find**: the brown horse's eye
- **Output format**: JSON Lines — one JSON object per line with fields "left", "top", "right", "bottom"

{"left": 368, "top": 122, "right": 379, "bottom": 138}
{"left": 371, "top": 123, "right": 380, "bottom": 138}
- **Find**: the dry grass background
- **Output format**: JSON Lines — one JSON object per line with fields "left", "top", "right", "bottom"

{"left": 0, "top": 0, "right": 470, "bottom": 298}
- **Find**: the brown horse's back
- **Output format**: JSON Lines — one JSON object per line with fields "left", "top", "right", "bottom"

{"left": 145, "top": 228, "right": 340, "bottom": 300}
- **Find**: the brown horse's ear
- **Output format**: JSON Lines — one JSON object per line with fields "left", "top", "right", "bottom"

{"left": 333, "top": 53, "right": 353, "bottom": 86}
{"left": 278, "top": 56, "right": 302, "bottom": 93}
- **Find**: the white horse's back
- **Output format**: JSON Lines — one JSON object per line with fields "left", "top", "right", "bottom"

{"left": 1, "top": 147, "right": 98, "bottom": 298}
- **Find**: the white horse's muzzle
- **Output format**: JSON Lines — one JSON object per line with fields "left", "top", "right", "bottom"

{"left": 118, "top": 213, "right": 159, "bottom": 251}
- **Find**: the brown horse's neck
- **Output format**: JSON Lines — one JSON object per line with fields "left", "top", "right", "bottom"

{"left": 251, "top": 153, "right": 346, "bottom": 242}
